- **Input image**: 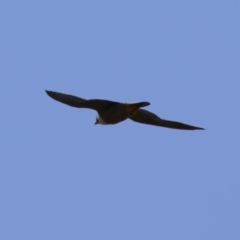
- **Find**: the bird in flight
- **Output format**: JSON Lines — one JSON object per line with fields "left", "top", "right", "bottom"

{"left": 46, "top": 90, "right": 204, "bottom": 130}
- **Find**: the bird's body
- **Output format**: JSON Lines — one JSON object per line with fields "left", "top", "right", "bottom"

{"left": 45, "top": 90, "right": 204, "bottom": 130}
{"left": 96, "top": 101, "right": 150, "bottom": 124}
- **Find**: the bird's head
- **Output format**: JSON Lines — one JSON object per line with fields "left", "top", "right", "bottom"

{"left": 94, "top": 115, "right": 107, "bottom": 125}
{"left": 94, "top": 117, "right": 99, "bottom": 125}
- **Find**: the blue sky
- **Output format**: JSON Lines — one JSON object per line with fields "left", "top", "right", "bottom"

{"left": 1, "top": 1, "right": 240, "bottom": 239}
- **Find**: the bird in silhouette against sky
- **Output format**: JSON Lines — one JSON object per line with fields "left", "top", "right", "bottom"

{"left": 46, "top": 90, "right": 204, "bottom": 130}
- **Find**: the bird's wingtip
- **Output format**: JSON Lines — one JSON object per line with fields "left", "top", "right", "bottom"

{"left": 45, "top": 90, "right": 52, "bottom": 96}
{"left": 45, "top": 90, "right": 54, "bottom": 98}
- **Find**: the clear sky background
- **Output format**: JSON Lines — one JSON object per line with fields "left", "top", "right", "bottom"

{"left": 1, "top": 1, "right": 239, "bottom": 239}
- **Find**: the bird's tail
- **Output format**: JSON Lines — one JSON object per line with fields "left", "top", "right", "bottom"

{"left": 125, "top": 101, "right": 150, "bottom": 115}
{"left": 126, "top": 102, "right": 150, "bottom": 108}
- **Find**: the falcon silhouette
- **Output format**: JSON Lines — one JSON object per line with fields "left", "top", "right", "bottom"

{"left": 46, "top": 90, "right": 204, "bottom": 130}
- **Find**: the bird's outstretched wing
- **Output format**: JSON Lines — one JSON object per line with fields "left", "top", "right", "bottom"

{"left": 130, "top": 109, "right": 204, "bottom": 130}
{"left": 46, "top": 90, "right": 119, "bottom": 111}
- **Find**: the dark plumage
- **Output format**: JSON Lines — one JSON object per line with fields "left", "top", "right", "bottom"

{"left": 46, "top": 90, "right": 204, "bottom": 130}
